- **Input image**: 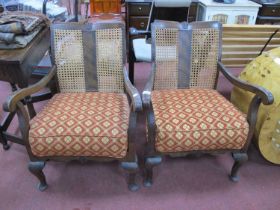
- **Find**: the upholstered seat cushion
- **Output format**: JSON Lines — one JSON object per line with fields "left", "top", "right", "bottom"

{"left": 29, "top": 92, "right": 129, "bottom": 158}
{"left": 151, "top": 89, "right": 249, "bottom": 153}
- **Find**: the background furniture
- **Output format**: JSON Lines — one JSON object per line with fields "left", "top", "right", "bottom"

{"left": 231, "top": 47, "right": 280, "bottom": 165}
{"left": 222, "top": 24, "right": 280, "bottom": 68}
{"left": 88, "top": 0, "right": 123, "bottom": 22}
{"left": 90, "top": 0, "right": 121, "bottom": 15}
{"left": 197, "top": 0, "right": 261, "bottom": 24}
{"left": 127, "top": 0, "right": 198, "bottom": 83}
{"left": 0, "top": 27, "right": 51, "bottom": 150}
{"left": 126, "top": 0, "right": 198, "bottom": 32}
{"left": 251, "top": 0, "right": 280, "bottom": 24}
{"left": 142, "top": 20, "right": 273, "bottom": 187}
{"left": 3, "top": 22, "right": 142, "bottom": 192}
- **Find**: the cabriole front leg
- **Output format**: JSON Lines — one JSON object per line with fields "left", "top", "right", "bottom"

{"left": 144, "top": 156, "right": 162, "bottom": 187}
{"left": 120, "top": 158, "right": 139, "bottom": 192}
{"left": 28, "top": 161, "right": 48, "bottom": 191}
{"left": 229, "top": 152, "right": 248, "bottom": 182}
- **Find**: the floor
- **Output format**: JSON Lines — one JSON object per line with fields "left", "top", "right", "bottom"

{"left": 0, "top": 63, "right": 279, "bottom": 210}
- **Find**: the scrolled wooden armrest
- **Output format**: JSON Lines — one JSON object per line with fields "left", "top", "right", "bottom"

{"left": 123, "top": 67, "right": 142, "bottom": 112}
{"left": 3, "top": 65, "right": 57, "bottom": 113}
{"left": 142, "top": 64, "right": 155, "bottom": 109}
{"left": 218, "top": 61, "right": 274, "bottom": 105}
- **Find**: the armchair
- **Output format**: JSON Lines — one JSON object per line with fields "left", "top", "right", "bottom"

{"left": 3, "top": 21, "right": 142, "bottom": 191}
{"left": 128, "top": 0, "right": 191, "bottom": 83}
{"left": 142, "top": 20, "right": 274, "bottom": 187}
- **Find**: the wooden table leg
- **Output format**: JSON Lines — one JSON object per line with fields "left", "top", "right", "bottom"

{"left": 0, "top": 112, "right": 16, "bottom": 150}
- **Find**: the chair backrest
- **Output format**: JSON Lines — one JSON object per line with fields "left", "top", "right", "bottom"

{"left": 151, "top": 20, "right": 222, "bottom": 90}
{"left": 50, "top": 21, "right": 126, "bottom": 93}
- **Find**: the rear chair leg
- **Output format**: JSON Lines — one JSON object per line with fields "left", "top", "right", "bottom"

{"left": 144, "top": 156, "right": 162, "bottom": 187}
{"left": 229, "top": 152, "right": 248, "bottom": 182}
{"left": 1, "top": 133, "right": 10, "bottom": 150}
{"left": 121, "top": 157, "right": 139, "bottom": 192}
{"left": 28, "top": 161, "right": 48, "bottom": 191}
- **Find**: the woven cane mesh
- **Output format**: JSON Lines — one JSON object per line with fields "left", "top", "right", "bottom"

{"left": 189, "top": 28, "right": 219, "bottom": 89}
{"left": 54, "top": 29, "right": 86, "bottom": 93}
{"left": 154, "top": 28, "right": 179, "bottom": 90}
{"left": 96, "top": 28, "right": 124, "bottom": 93}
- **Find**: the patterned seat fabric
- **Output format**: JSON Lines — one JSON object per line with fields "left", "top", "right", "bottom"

{"left": 29, "top": 92, "right": 129, "bottom": 158}
{"left": 151, "top": 89, "right": 249, "bottom": 153}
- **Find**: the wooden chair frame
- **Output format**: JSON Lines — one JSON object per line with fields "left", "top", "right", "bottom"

{"left": 3, "top": 22, "right": 142, "bottom": 192}
{"left": 141, "top": 20, "right": 274, "bottom": 187}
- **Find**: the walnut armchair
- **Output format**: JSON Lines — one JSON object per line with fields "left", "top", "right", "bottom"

{"left": 142, "top": 20, "right": 274, "bottom": 187}
{"left": 3, "top": 21, "right": 142, "bottom": 192}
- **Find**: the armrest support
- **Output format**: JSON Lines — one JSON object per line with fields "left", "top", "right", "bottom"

{"left": 123, "top": 67, "right": 142, "bottom": 112}
{"left": 3, "top": 65, "right": 57, "bottom": 113}
{"left": 142, "top": 63, "right": 155, "bottom": 109}
{"left": 218, "top": 61, "right": 274, "bottom": 105}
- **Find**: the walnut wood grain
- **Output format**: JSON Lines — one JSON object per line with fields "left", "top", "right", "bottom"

{"left": 3, "top": 65, "right": 57, "bottom": 113}
{"left": 123, "top": 67, "right": 142, "bottom": 112}
{"left": 142, "top": 63, "right": 155, "bottom": 109}
{"left": 218, "top": 61, "right": 274, "bottom": 105}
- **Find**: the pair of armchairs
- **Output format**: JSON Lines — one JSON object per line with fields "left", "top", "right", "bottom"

{"left": 3, "top": 20, "right": 273, "bottom": 192}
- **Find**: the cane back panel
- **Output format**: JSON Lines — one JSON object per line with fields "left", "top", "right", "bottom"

{"left": 51, "top": 22, "right": 126, "bottom": 93}
{"left": 151, "top": 21, "right": 222, "bottom": 90}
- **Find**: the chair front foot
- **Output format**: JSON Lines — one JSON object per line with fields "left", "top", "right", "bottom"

{"left": 28, "top": 161, "right": 48, "bottom": 191}
{"left": 229, "top": 152, "right": 248, "bottom": 182}
{"left": 144, "top": 156, "right": 162, "bottom": 187}
{"left": 37, "top": 182, "right": 48, "bottom": 192}
{"left": 128, "top": 173, "right": 140, "bottom": 192}
{"left": 143, "top": 168, "right": 153, "bottom": 187}
{"left": 121, "top": 159, "right": 139, "bottom": 192}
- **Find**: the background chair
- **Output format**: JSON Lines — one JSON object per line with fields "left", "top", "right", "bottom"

{"left": 3, "top": 21, "right": 142, "bottom": 192}
{"left": 142, "top": 20, "right": 273, "bottom": 187}
{"left": 128, "top": 0, "right": 191, "bottom": 83}
{"left": 90, "top": 0, "right": 121, "bottom": 16}
{"left": 89, "top": 0, "right": 123, "bottom": 22}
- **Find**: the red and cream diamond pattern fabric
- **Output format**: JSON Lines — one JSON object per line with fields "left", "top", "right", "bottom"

{"left": 29, "top": 93, "right": 129, "bottom": 158}
{"left": 151, "top": 89, "right": 249, "bottom": 153}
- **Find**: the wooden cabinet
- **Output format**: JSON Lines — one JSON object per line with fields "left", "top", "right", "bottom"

{"left": 125, "top": 0, "right": 198, "bottom": 32}
{"left": 251, "top": 0, "right": 280, "bottom": 24}
{"left": 127, "top": 2, "right": 150, "bottom": 30}
{"left": 128, "top": 3, "right": 151, "bottom": 16}
{"left": 197, "top": 0, "right": 261, "bottom": 24}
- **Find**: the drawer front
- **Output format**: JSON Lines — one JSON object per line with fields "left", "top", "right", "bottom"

{"left": 129, "top": 17, "right": 149, "bottom": 30}
{"left": 128, "top": 3, "right": 151, "bottom": 16}
{"left": 257, "top": 18, "right": 280, "bottom": 24}
{"left": 259, "top": 6, "right": 280, "bottom": 17}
